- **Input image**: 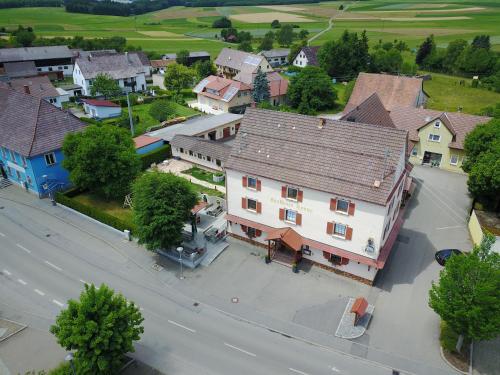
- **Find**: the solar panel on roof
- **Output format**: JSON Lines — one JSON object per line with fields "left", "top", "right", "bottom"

{"left": 223, "top": 86, "right": 239, "bottom": 101}
{"left": 193, "top": 78, "right": 209, "bottom": 93}
{"left": 243, "top": 56, "right": 261, "bottom": 66}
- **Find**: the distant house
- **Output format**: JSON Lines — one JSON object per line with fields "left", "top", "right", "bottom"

{"left": 0, "top": 46, "right": 74, "bottom": 79}
{"left": 192, "top": 75, "right": 252, "bottom": 114}
{"left": 150, "top": 59, "right": 174, "bottom": 74}
{"left": 73, "top": 52, "right": 147, "bottom": 96}
{"left": 2, "top": 61, "right": 38, "bottom": 79}
{"left": 59, "top": 83, "right": 83, "bottom": 98}
{"left": 82, "top": 99, "right": 122, "bottom": 119}
{"left": 345, "top": 72, "right": 428, "bottom": 113}
{"left": 171, "top": 135, "right": 232, "bottom": 171}
{"left": 215, "top": 48, "right": 273, "bottom": 79}
{"left": 133, "top": 135, "right": 164, "bottom": 155}
{"left": 0, "top": 84, "right": 87, "bottom": 196}
{"left": 162, "top": 51, "right": 210, "bottom": 66}
{"left": 259, "top": 49, "right": 290, "bottom": 67}
{"left": 8, "top": 75, "right": 69, "bottom": 108}
{"left": 292, "top": 46, "right": 319, "bottom": 68}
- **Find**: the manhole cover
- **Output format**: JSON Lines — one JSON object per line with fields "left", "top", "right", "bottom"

{"left": 231, "top": 297, "right": 239, "bottom": 303}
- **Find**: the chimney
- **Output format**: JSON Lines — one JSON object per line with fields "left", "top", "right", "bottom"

{"left": 318, "top": 117, "right": 326, "bottom": 129}
{"left": 125, "top": 51, "right": 131, "bottom": 63}
{"left": 23, "top": 85, "right": 30, "bottom": 94}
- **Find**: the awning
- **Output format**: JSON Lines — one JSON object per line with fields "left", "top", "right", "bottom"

{"left": 266, "top": 227, "right": 303, "bottom": 251}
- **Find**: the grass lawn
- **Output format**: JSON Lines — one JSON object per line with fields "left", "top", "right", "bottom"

{"left": 188, "top": 180, "right": 225, "bottom": 198}
{"left": 422, "top": 72, "right": 500, "bottom": 115}
{"left": 71, "top": 192, "right": 133, "bottom": 223}
{"left": 182, "top": 166, "right": 225, "bottom": 186}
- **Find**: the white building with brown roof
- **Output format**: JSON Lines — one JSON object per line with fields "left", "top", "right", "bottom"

{"left": 224, "top": 108, "right": 410, "bottom": 284}
{"left": 215, "top": 48, "right": 273, "bottom": 79}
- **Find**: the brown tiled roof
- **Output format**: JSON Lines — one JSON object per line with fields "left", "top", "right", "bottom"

{"left": 8, "top": 75, "right": 59, "bottom": 99}
{"left": 150, "top": 59, "right": 174, "bottom": 68}
{"left": 389, "top": 107, "right": 490, "bottom": 149}
{"left": 345, "top": 73, "right": 425, "bottom": 112}
{"left": 226, "top": 108, "right": 408, "bottom": 206}
{"left": 171, "top": 135, "right": 232, "bottom": 162}
{"left": 194, "top": 75, "right": 251, "bottom": 102}
{"left": 341, "top": 93, "right": 395, "bottom": 128}
{"left": 0, "top": 85, "right": 87, "bottom": 157}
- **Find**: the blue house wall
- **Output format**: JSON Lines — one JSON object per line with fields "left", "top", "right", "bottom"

{"left": 136, "top": 140, "right": 164, "bottom": 155}
{"left": 0, "top": 146, "right": 72, "bottom": 196}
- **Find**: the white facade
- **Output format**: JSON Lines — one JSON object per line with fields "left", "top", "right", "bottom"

{"left": 225, "top": 165, "right": 406, "bottom": 282}
{"left": 172, "top": 147, "right": 224, "bottom": 171}
{"left": 73, "top": 61, "right": 147, "bottom": 96}
{"left": 293, "top": 51, "right": 309, "bottom": 68}
{"left": 83, "top": 103, "right": 122, "bottom": 119}
{"left": 36, "top": 63, "right": 74, "bottom": 77}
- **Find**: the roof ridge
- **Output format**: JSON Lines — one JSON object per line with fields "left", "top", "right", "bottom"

{"left": 27, "top": 97, "right": 42, "bottom": 157}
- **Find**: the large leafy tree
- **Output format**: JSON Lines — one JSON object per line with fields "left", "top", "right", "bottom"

{"left": 259, "top": 31, "right": 274, "bottom": 51}
{"left": 50, "top": 284, "right": 144, "bottom": 375}
{"left": 164, "top": 63, "right": 195, "bottom": 95}
{"left": 133, "top": 172, "right": 198, "bottom": 250}
{"left": 238, "top": 40, "right": 253, "bottom": 52}
{"left": 62, "top": 124, "right": 141, "bottom": 200}
{"left": 371, "top": 48, "right": 403, "bottom": 73}
{"left": 277, "top": 24, "right": 294, "bottom": 46}
{"left": 416, "top": 35, "right": 435, "bottom": 66}
{"left": 194, "top": 60, "right": 216, "bottom": 80}
{"left": 429, "top": 234, "right": 500, "bottom": 342}
{"left": 288, "top": 66, "right": 337, "bottom": 114}
{"left": 90, "top": 73, "right": 121, "bottom": 98}
{"left": 14, "top": 26, "right": 36, "bottom": 47}
{"left": 176, "top": 49, "right": 190, "bottom": 66}
{"left": 252, "top": 69, "right": 270, "bottom": 104}
{"left": 442, "top": 39, "right": 467, "bottom": 73}
{"left": 456, "top": 45, "right": 497, "bottom": 76}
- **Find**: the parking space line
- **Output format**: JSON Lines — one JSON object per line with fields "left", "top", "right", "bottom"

{"left": 167, "top": 320, "right": 196, "bottom": 333}
{"left": 17, "top": 279, "right": 27, "bottom": 285}
{"left": 289, "top": 368, "right": 309, "bottom": 375}
{"left": 16, "top": 244, "right": 31, "bottom": 254}
{"left": 52, "top": 299, "right": 64, "bottom": 307}
{"left": 2, "top": 269, "right": 11, "bottom": 276}
{"left": 34, "top": 289, "right": 45, "bottom": 296}
{"left": 45, "top": 261, "right": 62, "bottom": 272}
{"left": 224, "top": 342, "right": 256, "bottom": 357}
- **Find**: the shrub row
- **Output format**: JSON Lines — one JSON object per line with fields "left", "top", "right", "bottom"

{"left": 140, "top": 144, "right": 171, "bottom": 170}
{"left": 55, "top": 191, "right": 136, "bottom": 233}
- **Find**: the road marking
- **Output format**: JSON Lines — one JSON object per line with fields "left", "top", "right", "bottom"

{"left": 224, "top": 342, "right": 256, "bottom": 357}
{"left": 0, "top": 232, "right": 5, "bottom": 237}
{"left": 2, "top": 269, "right": 11, "bottom": 276}
{"left": 436, "top": 225, "right": 465, "bottom": 230}
{"left": 289, "top": 368, "right": 309, "bottom": 375}
{"left": 16, "top": 244, "right": 31, "bottom": 254}
{"left": 167, "top": 320, "right": 196, "bottom": 333}
{"left": 17, "top": 279, "right": 27, "bottom": 285}
{"left": 45, "top": 261, "right": 62, "bottom": 272}
{"left": 52, "top": 299, "right": 64, "bottom": 307}
{"left": 34, "top": 289, "right": 45, "bottom": 296}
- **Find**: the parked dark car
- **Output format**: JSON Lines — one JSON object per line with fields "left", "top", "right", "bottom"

{"left": 435, "top": 249, "right": 462, "bottom": 266}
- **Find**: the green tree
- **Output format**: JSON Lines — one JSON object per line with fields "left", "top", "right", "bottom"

{"left": 442, "top": 39, "right": 467, "bottom": 73}
{"left": 237, "top": 31, "right": 252, "bottom": 43}
{"left": 15, "top": 28, "right": 36, "bottom": 47}
{"left": 90, "top": 73, "right": 121, "bottom": 98}
{"left": 429, "top": 234, "right": 500, "bottom": 342}
{"left": 416, "top": 35, "right": 435, "bottom": 66}
{"left": 194, "top": 60, "right": 216, "bottom": 80}
{"left": 472, "top": 35, "right": 490, "bottom": 50}
{"left": 149, "top": 100, "right": 176, "bottom": 122}
{"left": 164, "top": 63, "right": 195, "bottom": 95}
{"left": 271, "top": 19, "right": 281, "bottom": 29}
{"left": 238, "top": 40, "right": 253, "bottom": 52}
{"left": 277, "top": 24, "right": 294, "bottom": 46}
{"left": 259, "top": 31, "right": 274, "bottom": 51}
{"left": 50, "top": 284, "right": 144, "bottom": 375}
{"left": 456, "top": 46, "right": 497, "bottom": 76}
{"left": 176, "top": 49, "right": 190, "bottom": 66}
{"left": 288, "top": 66, "right": 337, "bottom": 114}
{"left": 298, "top": 29, "right": 309, "bottom": 40}
{"left": 371, "top": 48, "right": 403, "bottom": 73}
{"left": 132, "top": 172, "right": 198, "bottom": 251}
{"left": 212, "top": 16, "right": 231, "bottom": 28}
{"left": 252, "top": 68, "right": 270, "bottom": 104}
{"left": 62, "top": 124, "right": 141, "bottom": 200}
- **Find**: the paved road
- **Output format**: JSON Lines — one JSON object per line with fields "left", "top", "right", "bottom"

{"left": 0, "top": 190, "right": 401, "bottom": 375}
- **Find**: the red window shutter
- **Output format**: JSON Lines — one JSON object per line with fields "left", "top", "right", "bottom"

{"left": 240, "top": 225, "right": 247, "bottom": 233}
{"left": 279, "top": 208, "right": 285, "bottom": 220}
{"left": 330, "top": 198, "right": 337, "bottom": 211}
{"left": 297, "top": 190, "right": 303, "bottom": 202}
{"left": 256, "top": 201, "right": 262, "bottom": 213}
{"left": 348, "top": 202, "right": 356, "bottom": 215}
{"left": 255, "top": 229, "right": 262, "bottom": 237}
{"left": 257, "top": 179, "right": 262, "bottom": 191}
{"left": 241, "top": 197, "right": 247, "bottom": 209}
{"left": 296, "top": 213, "right": 302, "bottom": 226}
{"left": 326, "top": 222, "right": 334, "bottom": 234}
{"left": 242, "top": 176, "right": 247, "bottom": 187}
{"left": 323, "top": 251, "right": 330, "bottom": 260}
{"left": 346, "top": 226, "right": 353, "bottom": 240}
{"left": 281, "top": 186, "right": 287, "bottom": 198}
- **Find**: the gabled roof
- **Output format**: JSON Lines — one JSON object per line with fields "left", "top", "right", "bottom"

{"left": 75, "top": 53, "right": 145, "bottom": 80}
{"left": 259, "top": 48, "right": 290, "bottom": 59}
{"left": 215, "top": 48, "right": 266, "bottom": 73}
{"left": 193, "top": 75, "right": 251, "bottom": 103}
{"left": 82, "top": 99, "right": 120, "bottom": 108}
{"left": 345, "top": 73, "right": 425, "bottom": 112}
{"left": 225, "top": 108, "right": 408, "bottom": 206}
{"left": 0, "top": 85, "right": 87, "bottom": 157}
{"left": 171, "top": 134, "right": 232, "bottom": 162}
{"left": 3, "top": 61, "right": 38, "bottom": 78}
{"left": 266, "top": 71, "right": 288, "bottom": 98}
{"left": 416, "top": 112, "right": 455, "bottom": 135}
{"left": 296, "top": 46, "right": 319, "bottom": 66}
{"left": 341, "top": 93, "right": 395, "bottom": 128}
{"left": 8, "top": 75, "right": 60, "bottom": 99}
{"left": 0, "top": 46, "right": 73, "bottom": 63}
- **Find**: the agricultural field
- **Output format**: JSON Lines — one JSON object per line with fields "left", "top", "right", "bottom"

{"left": 2, "top": 1, "right": 498, "bottom": 55}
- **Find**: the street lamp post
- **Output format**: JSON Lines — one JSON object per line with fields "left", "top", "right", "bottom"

{"left": 65, "top": 353, "right": 76, "bottom": 375}
{"left": 176, "top": 246, "right": 184, "bottom": 280}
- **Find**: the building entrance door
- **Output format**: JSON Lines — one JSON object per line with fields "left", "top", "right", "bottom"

{"left": 422, "top": 151, "right": 442, "bottom": 167}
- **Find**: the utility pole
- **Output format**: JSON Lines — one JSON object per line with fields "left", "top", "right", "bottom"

{"left": 126, "top": 91, "right": 135, "bottom": 136}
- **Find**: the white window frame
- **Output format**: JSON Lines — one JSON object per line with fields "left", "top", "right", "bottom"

{"left": 247, "top": 177, "right": 257, "bottom": 190}
{"left": 247, "top": 198, "right": 257, "bottom": 212}
{"left": 285, "top": 209, "right": 297, "bottom": 224}
{"left": 434, "top": 121, "right": 441, "bottom": 128}
{"left": 333, "top": 223, "right": 347, "bottom": 238}
{"left": 450, "top": 154, "right": 459, "bottom": 166}
{"left": 336, "top": 199, "right": 349, "bottom": 214}
{"left": 44, "top": 152, "right": 56, "bottom": 166}
{"left": 286, "top": 186, "right": 298, "bottom": 201}
{"left": 428, "top": 134, "right": 441, "bottom": 142}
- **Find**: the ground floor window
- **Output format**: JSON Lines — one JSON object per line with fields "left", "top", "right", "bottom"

{"left": 247, "top": 227, "right": 256, "bottom": 238}
{"left": 411, "top": 146, "right": 418, "bottom": 156}
{"left": 450, "top": 154, "right": 459, "bottom": 165}
{"left": 44, "top": 152, "right": 56, "bottom": 166}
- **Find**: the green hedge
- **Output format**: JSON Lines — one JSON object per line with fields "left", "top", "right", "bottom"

{"left": 55, "top": 192, "right": 136, "bottom": 234}
{"left": 140, "top": 144, "right": 171, "bottom": 170}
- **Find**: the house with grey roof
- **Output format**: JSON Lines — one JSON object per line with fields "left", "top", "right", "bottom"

{"left": 8, "top": 75, "right": 69, "bottom": 108}
{"left": 225, "top": 108, "right": 410, "bottom": 284}
{"left": 2, "top": 61, "right": 38, "bottom": 79}
{"left": 171, "top": 135, "right": 232, "bottom": 171}
{"left": 162, "top": 51, "right": 210, "bottom": 66}
{"left": 215, "top": 48, "right": 273, "bottom": 79}
{"left": 259, "top": 48, "right": 290, "bottom": 67}
{"left": 73, "top": 51, "right": 147, "bottom": 96}
{"left": 0, "top": 46, "right": 74, "bottom": 79}
{"left": 0, "top": 84, "right": 87, "bottom": 196}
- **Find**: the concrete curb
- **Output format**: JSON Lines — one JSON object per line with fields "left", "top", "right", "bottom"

{"left": 439, "top": 346, "right": 468, "bottom": 375}
{"left": 0, "top": 319, "right": 27, "bottom": 343}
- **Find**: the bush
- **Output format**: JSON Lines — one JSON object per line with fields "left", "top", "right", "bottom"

{"left": 140, "top": 144, "right": 171, "bottom": 170}
{"left": 440, "top": 321, "right": 461, "bottom": 352}
{"left": 55, "top": 191, "right": 136, "bottom": 233}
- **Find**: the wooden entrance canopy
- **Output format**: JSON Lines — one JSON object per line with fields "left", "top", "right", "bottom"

{"left": 266, "top": 227, "right": 303, "bottom": 251}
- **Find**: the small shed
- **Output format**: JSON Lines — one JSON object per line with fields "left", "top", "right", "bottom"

{"left": 133, "top": 135, "right": 164, "bottom": 155}
{"left": 350, "top": 297, "right": 368, "bottom": 326}
{"left": 82, "top": 99, "right": 121, "bottom": 119}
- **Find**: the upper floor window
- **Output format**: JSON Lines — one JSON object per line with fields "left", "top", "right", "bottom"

{"left": 285, "top": 209, "right": 296, "bottom": 224}
{"left": 333, "top": 223, "right": 347, "bottom": 237}
{"left": 336, "top": 199, "right": 349, "bottom": 214}
{"left": 247, "top": 198, "right": 257, "bottom": 211}
{"left": 450, "top": 154, "right": 459, "bottom": 166}
{"left": 197, "top": 153, "right": 202, "bottom": 159}
{"left": 286, "top": 186, "right": 298, "bottom": 200}
{"left": 189, "top": 150, "right": 194, "bottom": 156}
{"left": 44, "top": 152, "right": 56, "bottom": 166}
{"left": 428, "top": 134, "right": 440, "bottom": 142}
{"left": 216, "top": 159, "right": 222, "bottom": 167}
{"left": 434, "top": 121, "right": 441, "bottom": 128}
{"left": 247, "top": 177, "right": 257, "bottom": 189}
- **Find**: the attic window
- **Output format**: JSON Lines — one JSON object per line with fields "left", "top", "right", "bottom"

{"left": 434, "top": 121, "right": 441, "bottom": 128}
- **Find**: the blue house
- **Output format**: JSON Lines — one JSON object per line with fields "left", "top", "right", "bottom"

{"left": 0, "top": 84, "right": 87, "bottom": 197}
